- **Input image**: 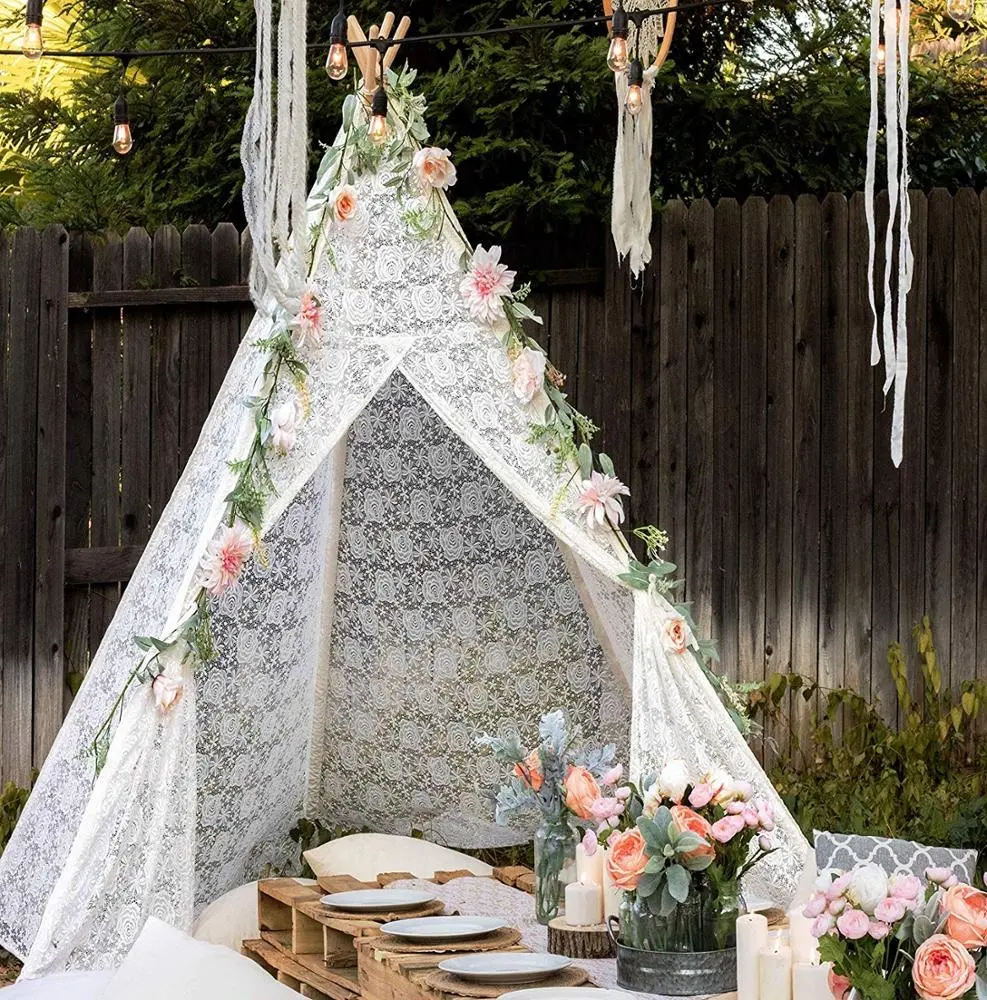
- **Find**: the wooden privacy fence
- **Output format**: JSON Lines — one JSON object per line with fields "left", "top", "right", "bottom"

{"left": 0, "top": 188, "right": 984, "bottom": 784}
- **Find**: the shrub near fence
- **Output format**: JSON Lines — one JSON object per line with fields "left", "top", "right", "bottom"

{"left": 1, "top": 188, "right": 987, "bottom": 785}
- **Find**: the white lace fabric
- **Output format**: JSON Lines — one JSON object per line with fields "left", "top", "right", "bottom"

{"left": 0, "top": 157, "right": 806, "bottom": 976}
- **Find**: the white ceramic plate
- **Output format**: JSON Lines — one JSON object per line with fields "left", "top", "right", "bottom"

{"left": 500, "top": 990, "right": 629, "bottom": 1000}
{"left": 320, "top": 890, "right": 437, "bottom": 912}
{"left": 439, "top": 953, "right": 572, "bottom": 984}
{"left": 380, "top": 916, "right": 506, "bottom": 941}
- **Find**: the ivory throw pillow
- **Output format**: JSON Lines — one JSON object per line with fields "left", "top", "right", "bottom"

{"left": 192, "top": 879, "right": 317, "bottom": 952}
{"left": 98, "top": 916, "right": 297, "bottom": 1000}
{"left": 814, "top": 830, "right": 978, "bottom": 882}
{"left": 1, "top": 972, "right": 112, "bottom": 999}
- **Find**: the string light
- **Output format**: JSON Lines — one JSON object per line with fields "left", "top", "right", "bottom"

{"left": 368, "top": 85, "right": 389, "bottom": 144}
{"left": 112, "top": 62, "right": 133, "bottom": 155}
{"left": 625, "top": 57, "right": 644, "bottom": 115}
{"left": 607, "top": 4, "right": 630, "bottom": 72}
{"left": 946, "top": 0, "right": 974, "bottom": 21}
{"left": 325, "top": 1, "right": 348, "bottom": 80}
{"left": 22, "top": 0, "right": 43, "bottom": 59}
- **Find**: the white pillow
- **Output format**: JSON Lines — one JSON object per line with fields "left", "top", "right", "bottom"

{"left": 98, "top": 917, "right": 297, "bottom": 1000}
{"left": 193, "top": 878, "right": 317, "bottom": 952}
{"left": 2, "top": 971, "right": 112, "bottom": 999}
{"left": 304, "top": 833, "right": 493, "bottom": 882}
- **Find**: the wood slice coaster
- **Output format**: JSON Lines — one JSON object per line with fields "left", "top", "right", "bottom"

{"left": 370, "top": 927, "right": 523, "bottom": 955}
{"left": 423, "top": 966, "right": 591, "bottom": 998}
{"left": 547, "top": 917, "right": 615, "bottom": 959}
{"left": 318, "top": 899, "right": 446, "bottom": 921}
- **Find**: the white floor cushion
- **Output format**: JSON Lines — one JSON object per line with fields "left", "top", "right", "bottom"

{"left": 304, "top": 833, "right": 493, "bottom": 882}
{"left": 3, "top": 972, "right": 112, "bottom": 999}
{"left": 98, "top": 917, "right": 297, "bottom": 999}
{"left": 193, "top": 878, "right": 316, "bottom": 952}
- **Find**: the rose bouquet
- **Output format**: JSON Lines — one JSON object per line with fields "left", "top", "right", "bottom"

{"left": 478, "top": 709, "right": 622, "bottom": 924}
{"left": 596, "top": 760, "right": 776, "bottom": 952}
{"left": 803, "top": 864, "right": 987, "bottom": 1000}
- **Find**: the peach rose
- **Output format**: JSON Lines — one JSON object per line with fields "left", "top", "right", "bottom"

{"left": 413, "top": 147, "right": 457, "bottom": 191}
{"left": 331, "top": 184, "right": 358, "bottom": 223}
{"left": 941, "top": 883, "right": 987, "bottom": 949}
{"left": 912, "top": 934, "right": 976, "bottom": 1000}
{"left": 606, "top": 828, "right": 649, "bottom": 891}
{"left": 513, "top": 749, "right": 544, "bottom": 791}
{"left": 827, "top": 968, "right": 852, "bottom": 1000}
{"left": 663, "top": 617, "right": 690, "bottom": 653}
{"left": 564, "top": 765, "right": 602, "bottom": 820}
{"left": 151, "top": 672, "right": 184, "bottom": 713}
{"left": 669, "top": 805, "right": 716, "bottom": 864}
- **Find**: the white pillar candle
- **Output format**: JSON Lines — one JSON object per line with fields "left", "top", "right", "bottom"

{"left": 564, "top": 879, "right": 603, "bottom": 926}
{"left": 601, "top": 847, "right": 623, "bottom": 919}
{"left": 736, "top": 913, "right": 768, "bottom": 1000}
{"left": 576, "top": 843, "right": 604, "bottom": 886}
{"left": 788, "top": 908, "right": 819, "bottom": 965}
{"left": 793, "top": 962, "right": 832, "bottom": 1000}
{"left": 758, "top": 941, "right": 793, "bottom": 1000}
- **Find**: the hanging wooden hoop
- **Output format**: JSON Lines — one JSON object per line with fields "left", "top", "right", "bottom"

{"left": 602, "top": 0, "right": 678, "bottom": 73}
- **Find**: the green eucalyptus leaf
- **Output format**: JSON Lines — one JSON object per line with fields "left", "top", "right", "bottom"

{"left": 665, "top": 863, "right": 690, "bottom": 902}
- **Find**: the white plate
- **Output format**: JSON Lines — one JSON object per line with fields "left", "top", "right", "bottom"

{"left": 500, "top": 990, "right": 629, "bottom": 1000}
{"left": 320, "top": 890, "right": 437, "bottom": 912}
{"left": 380, "top": 916, "right": 506, "bottom": 941}
{"left": 439, "top": 953, "right": 572, "bottom": 984}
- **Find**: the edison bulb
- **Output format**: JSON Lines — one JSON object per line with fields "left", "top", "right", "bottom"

{"left": 22, "top": 22, "right": 43, "bottom": 59}
{"left": 876, "top": 42, "right": 887, "bottom": 74}
{"left": 325, "top": 42, "right": 348, "bottom": 80}
{"left": 368, "top": 113, "right": 389, "bottom": 145}
{"left": 947, "top": 0, "right": 974, "bottom": 20}
{"left": 626, "top": 84, "right": 644, "bottom": 116}
{"left": 607, "top": 35, "right": 629, "bottom": 73}
{"left": 112, "top": 122, "right": 133, "bottom": 155}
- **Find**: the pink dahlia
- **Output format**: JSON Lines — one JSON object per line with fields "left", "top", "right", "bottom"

{"left": 460, "top": 245, "right": 516, "bottom": 326}
{"left": 291, "top": 290, "right": 322, "bottom": 350}
{"left": 575, "top": 471, "right": 630, "bottom": 528}
{"left": 201, "top": 522, "right": 253, "bottom": 596}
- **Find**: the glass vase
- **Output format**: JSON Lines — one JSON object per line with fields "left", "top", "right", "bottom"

{"left": 619, "top": 892, "right": 705, "bottom": 952}
{"left": 533, "top": 817, "right": 577, "bottom": 925}
{"left": 703, "top": 878, "right": 744, "bottom": 950}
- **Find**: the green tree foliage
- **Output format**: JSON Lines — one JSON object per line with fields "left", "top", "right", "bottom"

{"left": 0, "top": 0, "right": 986, "bottom": 254}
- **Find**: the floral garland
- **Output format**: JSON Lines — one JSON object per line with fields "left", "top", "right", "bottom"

{"left": 89, "top": 71, "right": 747, "bottom": 774}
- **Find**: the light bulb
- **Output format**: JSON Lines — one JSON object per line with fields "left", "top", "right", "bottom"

{"left": 326, "top": 9, "right": 348, "bottom": 80}
{"left": 112, "top": 94, "right": 133, "bottom": 155}
{"left": 607, "top": 6, "right": 630, "bottom": 72}
{"left": 22, "top": 21, "right": 42, "bottom": 58}
{"left": 946, "top": 0, "right": 974, "bottom": 20}
{"left": 626, "top": 58, "right": 645, "bottom": 116}
{"left": 368, "top": 86, "right": 389, "bottom": 145}
{"left": 876, "top": 42, "right": 887, "bottom": 74}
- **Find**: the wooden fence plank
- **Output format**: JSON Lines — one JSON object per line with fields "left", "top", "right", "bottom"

{"left": 64, "top": 232, "right": 94, "bottom": 711}
{"left": 979, "top": 190, "right": 987, "bottom": 700}
{"left": 0, "top": 231, "right": 9, "bottom": 781}
{"left": 180, "top": 225, "right": 213, "bottom": 463}
{"left": 151, "top": 227, "right": 182, "bottom": 521}
{"left": 685, "top": 200, "right": 715, "bottom": 639}
{"left": 2, "top": 228, "right": 42, "bottom": 785}
{"left": 925, "top": 189, "right": 954, "bottom": 672}
{"left": 817, "top": 194, "right": 849, "bottom": 709}
{"left": 549, "top": 289, "right": 582, "bottom": 416}
{"left": 950, "top": 188, "right": 979, "bottom": 689}
{"left": 122, "top": 229, "right": 153, "bottom": 548}
{"left": 32, "top": 225, "right": 69, "bottom": 768}
{"left": 657, "top": 201, "right": 689, "bottom": 572}
{"left": 764, "top": 196, "right": 796, "bottom": 754}
{"left": 597, "top": 238, "right": 633, "bottom": 482}
{"left": 738, "top": 198, "right": 768, "bottom": 700}
{"left": 89, "top": 234, "right": 124, "bottom": 658}
{"left": 211, "top": 223, "right": 242, "bottom": 398}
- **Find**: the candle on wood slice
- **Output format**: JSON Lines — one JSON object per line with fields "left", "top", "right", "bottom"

{"left": 576, "top": 843, "right": 604, "bottom": 886}
{"left": 759, "top": 940, "right": 793, "bottom": 1000}
{"left": 601, "top": 847, "right": 623, "bottom": 919}
{"left": 793, "top": 961, "right": 832, "bottom": 1000}
{"left": 736, "top": 913, "right": 768, "bottom": 1000}
{"left": 788, "top": 908, "right": 820, "bottom": 965}
{"left": 564, "top": 879, "right": 603, "bottom": 927}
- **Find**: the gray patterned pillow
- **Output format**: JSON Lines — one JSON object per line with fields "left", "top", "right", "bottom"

{"left": 814, "top": 830, "right": 978, "bottom": 882}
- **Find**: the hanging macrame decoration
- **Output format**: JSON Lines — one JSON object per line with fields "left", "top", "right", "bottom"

{"left": 867, "top": 0, "right": 912, "bottom": 467}
{"left": 606, "top": 0, "right": 677, "bottom": 278}
{"left": 240, "top": 0, "right": 309, "bottom": 316}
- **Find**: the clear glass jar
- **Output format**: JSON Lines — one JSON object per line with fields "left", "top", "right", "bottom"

{"left": 532, "top": 817, "right": 577, "bottom": 924}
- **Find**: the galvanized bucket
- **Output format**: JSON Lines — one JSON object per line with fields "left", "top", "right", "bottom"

{"left": 606, "top": 917, "right": 738, "bottom": 997}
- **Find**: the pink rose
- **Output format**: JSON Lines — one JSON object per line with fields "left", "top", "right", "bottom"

{"left": 826, "top": 874, "right": 850, "bottom": 901}
{"left": 615, "top": 786, "right": 632, "bottom": 800}
{"left": 828, "top": 898, "right": 846, "bottom": 915}
{"left": 890, "top": 874, "right": 923, "bottom": 901}
{"left": 742, "top": 806, "right": 760, "bottom": 828}
{"left": 510, "top": 347, "right": 547, "bottom": 406}
{"left": 812, "top": 913, "right": 836, "bottom": 937}
{"left": 828, "top": 968, "right": 852, "bottom": 1000}
{"left": 331, "top": 183, "right": 358, "bottom": 222}
{"left": 710, "top": 815, "right": 746, "bottom": 843}
{"left": 941, "top": 883, "right": 987, "bottom": 949}
{"left": 413, "top": 147, "right": 457, "bottom": 191}
{"left": 912, "top": 934, "right": 976, "bottom": 1000}
{"left": 663, "top": 617, "right": 689, "bottom": 653}
{"left": 803, "top": 895, "right": 827, "bottom": 919}
{"left": 926, "top": 867, "right": 955, "bottom": 885}
{"left": 600, "top": 763, "right": 624, "bottom": 787}
{"left": 868, "top": 920, "right": 891, "bottom": 940}
{"left": 270, "top": 397, "right": 303, "bottom": 453}
{"left": 836, "top": 909, "right": 870, "bottom": 940}
{"left": 607, "top": 828, "right": 649, "bottom": 891}
{"left": 582, "top": 829, "right": 598, "bottom": 857}
{"left": 688, "top": 783, "right": 715, "bottom": 809}
{"left": 589, "top": 796, "right": 624, "bottom": 822}
{"left": 669, "top": 806, "right": 716, "bottom": 865}
{"left": 152, "top": 672, "right": 184, "bottom": 713}
{"left": 564, "top": 766, "right": 602, "bottom": 820}
{"left": 726, "top": 800, "right": 746, "bottom": 815}
{"left": 874, "top": 896, "right": 906, "bottom": 923}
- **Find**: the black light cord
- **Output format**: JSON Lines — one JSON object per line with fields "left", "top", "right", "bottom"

{"left": 0, "top": 0, "right": 743, "bottom": 61}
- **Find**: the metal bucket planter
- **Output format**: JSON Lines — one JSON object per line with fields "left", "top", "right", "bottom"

{"left": 607, "top": 918, "right": 738, "bottom": 997}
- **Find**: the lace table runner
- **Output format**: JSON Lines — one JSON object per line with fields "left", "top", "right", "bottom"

{"left": 390, "top": 877, "right": 716, "bottom": 1000}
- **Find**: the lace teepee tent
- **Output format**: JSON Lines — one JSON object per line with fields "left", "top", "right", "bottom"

{"left": 0, "top": 74, "right": 807, "bottom": 978}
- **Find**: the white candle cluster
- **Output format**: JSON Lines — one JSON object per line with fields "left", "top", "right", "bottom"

{"left": 736, "top": 910, "right": 831, "bottom": 1000}
{"left": 564, "top": 843, "right": 605, "bottom": 926}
